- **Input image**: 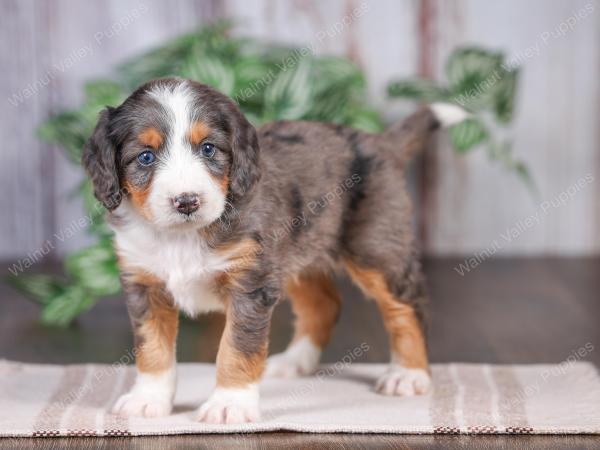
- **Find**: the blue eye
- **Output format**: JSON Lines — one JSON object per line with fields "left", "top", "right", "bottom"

{"left": 201, "top": 143, "right": 216, "bottom": 158}
{"left": 137, "top": 150, "right": 156, "bottom": 165}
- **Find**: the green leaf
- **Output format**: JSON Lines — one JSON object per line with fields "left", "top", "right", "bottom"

{"left": 37, "top": 112, "right": 90, "bottom": 163}
{"left": 314, "top": 56, "right": 365, "bottom": 92}
{"left": 514, "top": 162, "right": 537, "bottom": 195}
{"left": 41, "top": 285, "right": 95, "bottom": 327}
{"left": 345, "top": 108, "right": 384, "bottom": 133}
{"left": 183, "top": 54, "right": 236, "bottom": 96}
{"left": 264, "top": 57, "right": 314, "bottom": 120}
{"left": 6, "top": 274, "right": 65, "bottom": 306}
{"left": 387, "top": 78, "right": 447, "bottom": 102}
{"left": 492, "top": 68, "right": 519, "bottom": 123}
{"left": 80, "top": 180, "right": 109, "bottom": 235}
{"left": 448, "top": 118, "right": 489, "bottom": 152}
{"left": 65, "top": 241, "right": 121, "bottom": 297}
{"left": 446, "top": 47, "right": 504, "bottom": 89}
{"left": 232, "top": 55, "right": 272, "bottom": 102}
{"left": 83, "top": 80, "right": 124, "bottom": 106}
{"left": 305, "top": 57, "right": 365, "bottom": 121}
{"left": 445, "top": 47, "right": 505, "bottom": 111}
{"left": 117, "top": 21, "right": 236, "bottom": 89}
{"left": 486, "top": 140, "right": 537, "bottom": 194}
{"left": 37, "top": 80, "right": 125, "bottom": 164}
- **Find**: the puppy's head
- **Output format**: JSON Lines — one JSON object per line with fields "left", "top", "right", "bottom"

{"left": 83, "top": 78, "right": 260, "bottom": 229}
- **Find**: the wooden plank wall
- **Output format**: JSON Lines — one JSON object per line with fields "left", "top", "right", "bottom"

{"left": 0, "top": 0, "right": 220, "bottom": 259}
{"left": 428, "top": 0, "right": 600, "bottom": 255}
{"left": 1, "top": 0, "right": 598, "bottom": 260}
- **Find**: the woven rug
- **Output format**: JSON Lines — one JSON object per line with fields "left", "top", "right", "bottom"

{"left": 1, "top": 360, "right": 599, "bottom": 437}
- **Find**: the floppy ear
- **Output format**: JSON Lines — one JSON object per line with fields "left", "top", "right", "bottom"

{"left": 82, "top": 107, "right": 122, "bottom": 210}
{"left": 229, "top": 111, "right": 261, "bottom": 203}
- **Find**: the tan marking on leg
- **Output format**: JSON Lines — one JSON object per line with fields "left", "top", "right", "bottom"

{"left": 344, "top": 260, "right": 428, "bottom": 370}
{"left": 189, "top": 121, "right": 211, "bottom": 146}
{"left": 286, "top": 272, "right": 341, "bottom": 348}
{"left": 136, "top": 286, "right": 179, "bottom": 374}
{"left": 216, "top": 303, "right": 266, "bottom": 388}
{"left": 211, "top": 240, "right": 268, "bottom": 388}
{"left": 138, "top": 127, "right": 163, "bottom": 149}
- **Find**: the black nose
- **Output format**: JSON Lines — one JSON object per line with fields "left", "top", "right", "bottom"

{"left": 173, "top": 193, "right": 200, "bottom": 215}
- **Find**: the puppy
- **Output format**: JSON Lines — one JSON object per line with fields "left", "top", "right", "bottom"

{"left": 82, "top": 77, "right": 466, "bottom": 424}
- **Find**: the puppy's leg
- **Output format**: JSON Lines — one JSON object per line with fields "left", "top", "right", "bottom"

{"left": 345, "top": 260, "right": 431, "bottom": 396}
{"left": 265, "top": 272, "right": 341, "bottom": 378}
{"left": 113, "top": 281, "right": 179, "bottom": 417}
{"left": 197, "top": 285, "right": 277, "bottom": 424}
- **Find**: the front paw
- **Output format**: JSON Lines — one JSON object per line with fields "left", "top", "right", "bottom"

{"left": 197, "top": 386, "right": 260, "bottom": 424}
{"left": 112, "top": 391, "right": 173, "bottom": 418}
{"left": 112, "top": 370, "right": 176, "bottom": 418}
{"left": 375, "top": 366, "right": 431, "bottom": 396}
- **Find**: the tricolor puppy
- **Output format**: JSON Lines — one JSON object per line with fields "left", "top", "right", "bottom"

{"left": 83, "top": 77, "right": 467, "bottom": 424}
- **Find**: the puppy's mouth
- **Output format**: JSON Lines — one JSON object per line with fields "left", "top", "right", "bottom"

{"left": 169, "top": 210, "right": 213, "bottom": 228}
{"left": 166, "top": 206, "right": 225, "bottom": 230}
{"left": 177, "top": 211, "right": 199, "bottom": 223}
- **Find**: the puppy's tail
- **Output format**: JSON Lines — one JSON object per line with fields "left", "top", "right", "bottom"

{"left": 380, "top": 102, "right": 470, "bottom": 167}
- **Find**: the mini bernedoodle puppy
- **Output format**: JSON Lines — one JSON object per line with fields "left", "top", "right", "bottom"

{"left": 83, "top": 77, "right": 467, "bottom": 424}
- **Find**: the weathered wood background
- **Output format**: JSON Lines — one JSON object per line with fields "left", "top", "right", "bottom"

{"left": 1, "top": 0, "right": 598, "bottom": 261}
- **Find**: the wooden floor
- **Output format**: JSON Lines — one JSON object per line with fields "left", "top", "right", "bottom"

{"left": 1, "top": 257, "right": 599, "bottom": 449}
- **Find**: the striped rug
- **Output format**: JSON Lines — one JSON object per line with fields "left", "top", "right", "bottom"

{"left": 1, "top": 360, "right": 599, "bottom": 436}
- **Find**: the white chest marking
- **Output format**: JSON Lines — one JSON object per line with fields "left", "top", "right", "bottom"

{"left": 113, "top": 208, "right": 232, "bottom": 316}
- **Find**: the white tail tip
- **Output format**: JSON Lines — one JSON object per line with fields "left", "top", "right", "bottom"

{"left": 430, "top": 102, "right": 470, "bottom": 127}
